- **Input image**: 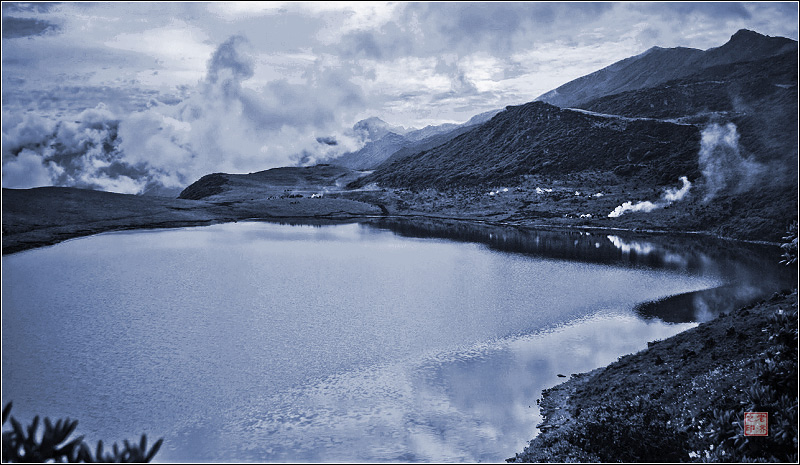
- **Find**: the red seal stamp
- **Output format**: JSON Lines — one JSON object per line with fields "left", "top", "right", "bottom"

{"left": 744, "top": 412, "right": 768, "bottom": 436}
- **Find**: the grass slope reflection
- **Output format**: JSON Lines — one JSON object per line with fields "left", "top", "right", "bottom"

{"left": 368, "top": 218, "right": 794, "bottom": 322}
{"left": 3, "top": 220, "right": 788, "bottom": 462}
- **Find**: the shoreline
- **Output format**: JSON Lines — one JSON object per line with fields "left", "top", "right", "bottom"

{"left": 508, "top": 288, "right": 798, "bottom": 463}
{"left": 2, "top": 211, "right": 783, "bottom": 256}
{"left": 1, "top": 189, "right": 785, "bottom": 255}
{"left": 3, "top": 186, "right": 797, "bottom": 462}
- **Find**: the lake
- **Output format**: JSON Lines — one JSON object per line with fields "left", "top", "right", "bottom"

{"left": 1, "top": 220, "right": 792, "bottom": 462}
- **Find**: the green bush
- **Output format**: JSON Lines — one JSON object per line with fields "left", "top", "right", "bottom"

{"left": 697, "top": 309, "right": 798, "bottom": 462}
{"left": 1, "top": 402, "right": 162, "bottom": 463}
{"left": 564, "top": 396, "right": 690, "bottom": 462}
{"left": 780, "top": 219, "right": 797, "bottom": 266}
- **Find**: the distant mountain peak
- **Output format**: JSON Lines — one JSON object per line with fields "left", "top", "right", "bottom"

{"left": 730, "top": 28, "right": 765, "bottom": 41}
{"left": 353, "top": 116, "right": 389, "bottom": 130}
{"left": 352, "top": 117, "right": 408, "bottom": 142}
{"left": 359, "top": 116, "right": 389, "bottom": 126}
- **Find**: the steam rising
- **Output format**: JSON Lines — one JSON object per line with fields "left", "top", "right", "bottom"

{"left": 698, "top": 122, "right": 763, "bottom": 202}
{"left": 607, "top": 121, "right": 768, "bottom": 218}
{"left": 608, "top": 176, "right": 691, "bottom": 218}
{"left": 2, "top": 35, "right": 365, "bottom": 194}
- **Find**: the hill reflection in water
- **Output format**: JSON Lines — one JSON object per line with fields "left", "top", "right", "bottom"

{"left": 365, "top": 218, "right": 795, "bottom": 323}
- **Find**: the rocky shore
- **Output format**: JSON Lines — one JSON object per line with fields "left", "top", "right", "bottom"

{"left": 2, "top": 183, "right": 797, "bottom": 462}
{"left": 3, "top": 174, "right": 794, "bottom": 255}
{"left": 508, "top": 289, "right": 798, "bottom": 463}
{"left": 0, "top": 187, "right": 383, "bottom": 255}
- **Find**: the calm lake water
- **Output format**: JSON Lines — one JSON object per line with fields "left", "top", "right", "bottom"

{"left": 2, "top": 220, "right": 792, "bottom": 462}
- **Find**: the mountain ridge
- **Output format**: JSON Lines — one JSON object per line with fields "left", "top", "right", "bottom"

{"left": 350, "top": 100, "right": 701, "bottom": 189}
{"left": 331, "top": 108, "right": 502, "bottom": 170}
{"left": 537, "top": 29, "right": 797, "bottom": 108}
{"left": 172, "top": 28, "right": 797, "bottom": 243}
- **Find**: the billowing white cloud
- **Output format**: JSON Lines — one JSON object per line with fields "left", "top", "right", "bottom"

{"left": 3, "top": 35, "right": 368, "bottom": 193}
{"left": 608, "top": 177, "right": 692, "bottom": 218}
{"left": 1, "top": 149, "right": 54, "bottom": 189}
{"left": 2, "top": 2, "right": 797, "bottom": 193}
{"left": 2, "top": 105, "right": 154, "bottom": 193}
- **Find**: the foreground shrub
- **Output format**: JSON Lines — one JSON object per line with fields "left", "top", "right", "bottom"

{"left": 697, "top": 308, "right": 798, "bottom": 462}
{"left": 1, "top": 402, "right": 162, "bottom": 463}
{"left": 780, "top": 219, "right": 797, "bottom": 266}
{"left": 564, "top": 397, "right": 690, "bottom": 462}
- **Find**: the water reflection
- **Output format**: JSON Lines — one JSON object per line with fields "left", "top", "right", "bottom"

{"left": 366, "top": 218, "right": 795, "bottom": 323}
{"left": 634, "top": 283, "right": 768, "bottom": 323}
{"left": 161, "top": 312, "right": 695, "bottom": 463}
{"left": 2, "top": 219, "right": 794, "bottom": 463}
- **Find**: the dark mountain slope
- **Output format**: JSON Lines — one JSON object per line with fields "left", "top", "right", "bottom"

{"left": 179, "top": 164, "right": 364, "bottom": 200}
{"left": 581, "top": 52, "right": 797, "bottom": 119}
{"left": 538, "top": 29, "right": 796, "bottom": 108}
{"left": 538, "top": 46, "right": 704, "bottom": 108}
{"left": 351, "top": 101, "right": 701, "bottom": 190}
{"left": 580, "top": 51, "right": 798, "bottom": 167}
{"left": 377, "top": 124, "right": 477, "bottom": 167}
{"left": 701, "top": 28, "right": 797, "bottom": 68}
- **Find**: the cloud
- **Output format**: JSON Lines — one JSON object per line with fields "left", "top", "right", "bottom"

{"left": 1, "top": 85, "right": 166, "bottom": 117}
{"left": 1, "top": 105, "right": 152, "bottom": 193}
{"left": 330, "top": 2, "right": 617, "bottom": 60}
{"left": 3, "top": 3, "right": 798, "bottom": 194}
{"left": 2, "top": 2, "right": 60, "bottom": 14}
{"left": 2, "top": 34, "right": 369, "bottom": 194}
{"left": 698, "top": 122, "right": 766, "bottom": 202}
{"left": 1, "top": 16, "right": 60, "bottom": 38}
{"left": 1, "top": 149, "right": 53, "bottom": 189}
{"left": 114, "top": 35, "right": 368, "bottom": 188}
{"left": 206, "top": 34, "right": 254, "bottom": 84}
{"left": 103, "top": 21, "right": 214, "bottom": 83}
{"left": 630, "top": 2, "right": 753, "bottom": 20}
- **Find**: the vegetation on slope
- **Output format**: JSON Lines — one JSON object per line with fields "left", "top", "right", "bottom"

{"left": 178, "top": 164, "right": 365, "bottom": 200}
{"left": 508, "top": 289, "right": 798, "bottom": 463}
{"left": 509, "top": 225, "right": 798, "bottom": 463}
{"left": 537, "top": 29, "right": 796, "bottom": 108}
{"left": 581, "top": 51, "right": 798, "bottom": 168}
{"left": 351, "top": 101, "right": 701, "bottom": 190}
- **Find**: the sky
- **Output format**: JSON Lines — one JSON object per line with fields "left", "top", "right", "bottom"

{"left": 2, "top": 2, "right": 798, "bottom": 194}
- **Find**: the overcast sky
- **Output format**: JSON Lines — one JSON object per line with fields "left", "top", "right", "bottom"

{"left": 2, "top": 2, "right": 798, "bottom": 193}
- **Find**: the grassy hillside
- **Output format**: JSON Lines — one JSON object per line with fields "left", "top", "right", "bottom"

{"left": 509, "top": 289, "right": 798, "bottom": 463}
{"left": 351, "top": 101, "right": 701, "bottom": 190}
{"left": 179, "top": 164, "right": 366, "bottom": 200}
{"left": 581, "top": 51, "right": 798, "bottom": 168}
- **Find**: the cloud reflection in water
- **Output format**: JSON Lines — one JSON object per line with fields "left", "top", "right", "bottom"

{"left": 168, "top": 312, "right": 694, "bottom": 463}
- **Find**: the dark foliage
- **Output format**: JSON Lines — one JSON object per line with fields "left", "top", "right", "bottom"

{"left": 510, "top": 286, "right": 798, "bottom": 463}
{"left": 564, "top": 397, "right": 690, "bottom": 462}
{"left": 698, "top": 307, "right": 798, "bottom": 462}
{"left": 780, "top": 220, "right": 798, "bottom": 266}
{"left": 2, "top": 403, "right": 162, "bottom": 463}
{"left": 178, "top": 172, "right": 228, "bottom": 199}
